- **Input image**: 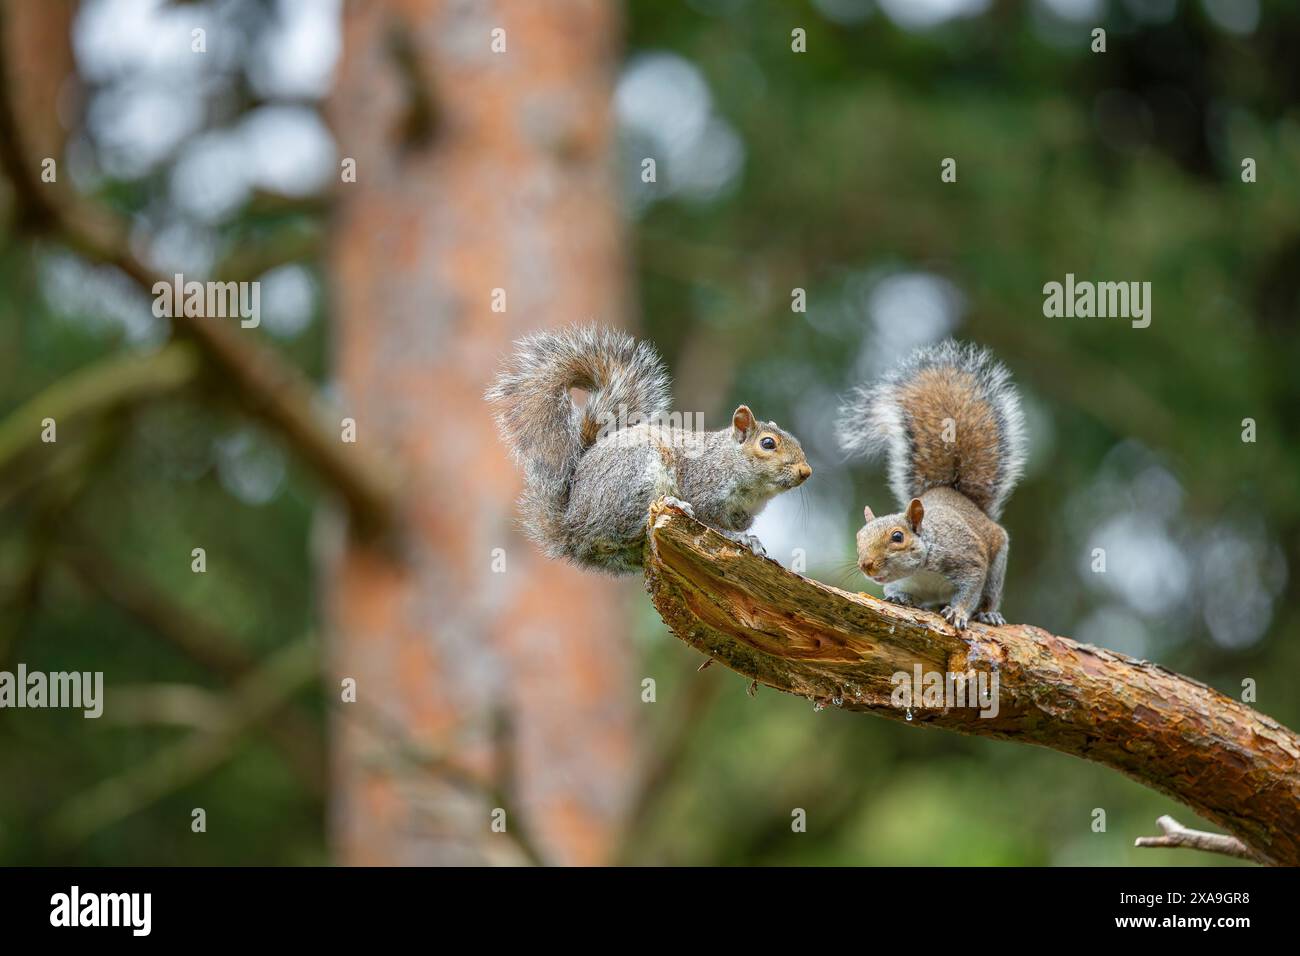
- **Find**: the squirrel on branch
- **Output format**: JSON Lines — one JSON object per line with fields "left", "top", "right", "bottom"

{"left": 837, "top": 340, "right": 1027, "bottom": 629}
{"left": 487, "top": 325, "right": 813, "bottom": 574}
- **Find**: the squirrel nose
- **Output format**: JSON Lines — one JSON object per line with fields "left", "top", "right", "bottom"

{"left": 796, "top": 463, "right": 812, "bottom": 481}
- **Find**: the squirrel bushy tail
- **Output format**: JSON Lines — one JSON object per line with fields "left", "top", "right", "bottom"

{"left": 485, "top": 325, "right": 672, "bottom": 554}
{"left": 837, "top": 339, "right": 1026, "bottom": 520}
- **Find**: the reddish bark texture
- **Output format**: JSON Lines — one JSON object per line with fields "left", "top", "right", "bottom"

{"left": 325, "top": 0, "right": 635, "bottom": 865}
{"left": 645, "top": 501, "right": 1300, "bottom": 866}
{"left": 2, "top": 0, "right": 73, "bottom": 166}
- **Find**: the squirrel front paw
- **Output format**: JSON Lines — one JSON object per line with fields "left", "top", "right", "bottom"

{"left": 738, "top": 533, "right": 768, "bottom": 558}
{"left": 940, "top": 605, "right": 970, "bottom": 630}
{"left": 884, "top": 591, "right": 917, "bottom": 607}
{"left": 724, "top": 530, "right": 767, "bottom": 558}
{"left": 662, "top": 496, "right": 695, "bottom": 519}
{"left": 973, "top": 610, "right": 1006, "bottom": 626}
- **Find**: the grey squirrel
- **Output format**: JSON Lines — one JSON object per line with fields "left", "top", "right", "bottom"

{"left": 487, "top": 325, "right": 813, "bottom": 574}
{"left": 837, "top": 340, "right": 1026, "bottom": 629}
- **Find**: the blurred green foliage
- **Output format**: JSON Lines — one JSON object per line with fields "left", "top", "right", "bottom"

{"left": 2, "top": 0, "right": 1297, "bottom": 865}
{"left": 627, "top": 0, "right": 1298, "bottom": 867}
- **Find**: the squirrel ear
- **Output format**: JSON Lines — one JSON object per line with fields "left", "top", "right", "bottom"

{"left": 863, "top": 505, "right": 875, "bottom": 523}
{"left": 907, "top": 498, "right": 924, "bottom": 532}
{"left": 731, "top": 405, "right": 756, "bottom": 441}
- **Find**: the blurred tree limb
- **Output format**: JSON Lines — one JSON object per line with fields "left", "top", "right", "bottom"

{"left": 613, "top": 650, "right": 721, "bottom": 864}
{"left": 0, "top": 7, "right": 400, "bottom": 540}
{"left": 0, "top": 343, "right": 200, "bottom": 503}
{"left": 0, "top": 417, "right": 128, "bottom": 679}
{"left": 644, "top": 499, "right": 1300, "bottom": 866}
{"left": 0, "top": 348, "right": 325, "bottom": 795}
{"left": 57, "top": 535, "right": 326, "bottom": 796}
{"left": 47, "top": 636, "right": 319, "bottom": 848}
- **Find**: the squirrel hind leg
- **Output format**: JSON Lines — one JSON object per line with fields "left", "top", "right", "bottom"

{"left": 973, "top": 538, "right": 1009, "bottom": 625}
{"left": 572, "top": 537, "right": 645, "bottom": 575}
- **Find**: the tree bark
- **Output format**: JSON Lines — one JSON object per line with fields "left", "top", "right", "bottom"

{"left": 325, "top": 0, "right": 635, "bottom": 865}
{"left": 644, "top": 500, "right": 1300, "bottom": 866}
{"left": 0, "top": 0, "right": 73, "bottom": 195}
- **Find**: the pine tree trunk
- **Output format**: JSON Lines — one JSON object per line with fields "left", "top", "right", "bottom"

{"left": 325, "top": 0, "right": 634, "bottom": 866}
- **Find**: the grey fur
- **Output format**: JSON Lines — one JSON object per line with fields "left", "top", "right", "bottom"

{"left": 487, "top": 325, "right": 812, "bottom": 574}
{"left": 836, "top": 339, "right": 1026, "bottom": 521}
{"left": 843, "top": 341, "right": 1025, "bottom": 630}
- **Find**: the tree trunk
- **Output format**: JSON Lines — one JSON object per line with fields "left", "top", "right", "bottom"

{"left": 325, "top": 0, "right": 634, "bottom": 866}
{"left": 645, "top": 500, "right": 1300, "bottom": 866}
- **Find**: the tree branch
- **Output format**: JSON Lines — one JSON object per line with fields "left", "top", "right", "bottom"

{"left": 56, "top": 536, "right": 326, "bottom": 796}
{"left": 0, "top": 8, "right": 401, "bottom": 539}
{"left": 0, "top": 343, "right": 200, "bottom": 497}
{"left": 643, "top": 499, "right": 1300, "bottom": 866}
{"left": 1134, "top": 815, "right": 1261, "bottom": 863}
{"left": 47, "top": 637, "right": 320, "bottom": 848}
{"left": 614, "top": 652, "right": 721, "bottom": 865}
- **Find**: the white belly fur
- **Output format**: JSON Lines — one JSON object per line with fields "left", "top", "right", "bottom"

{"left": 897, "top": 570, "right": 956, "bottom": 605}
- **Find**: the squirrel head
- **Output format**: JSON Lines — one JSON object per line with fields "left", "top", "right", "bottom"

{"left": 731, "top": 405, "right": 812, "bottom": 492}
{"left": 856, "top": 498, "right": 927, "bottom": 584}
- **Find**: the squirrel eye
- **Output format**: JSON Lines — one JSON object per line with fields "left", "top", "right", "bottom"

{"left": 760, "top": 437, "right": 777, "bottom": 450}
{"left": 890, "top": 530, "right": 904, "bottom": 543}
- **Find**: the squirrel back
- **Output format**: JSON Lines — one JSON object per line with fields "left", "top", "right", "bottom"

{"left": 837, "top": 340, "right": 1026, "bottom": 520}
{"left": 485, "top": 325, "right": 672, "bottom": 554}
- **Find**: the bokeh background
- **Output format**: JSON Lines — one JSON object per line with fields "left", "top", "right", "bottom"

{"left": 1, "top": 0, "right": 1296, "bottom": 865}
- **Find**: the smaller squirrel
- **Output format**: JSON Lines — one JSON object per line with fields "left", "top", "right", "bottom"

{"left": 837, "top": 340, "right": 1027, "bottom": 629}
{"left": 487, "top": 325, "right": 813, "bottom": 574}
